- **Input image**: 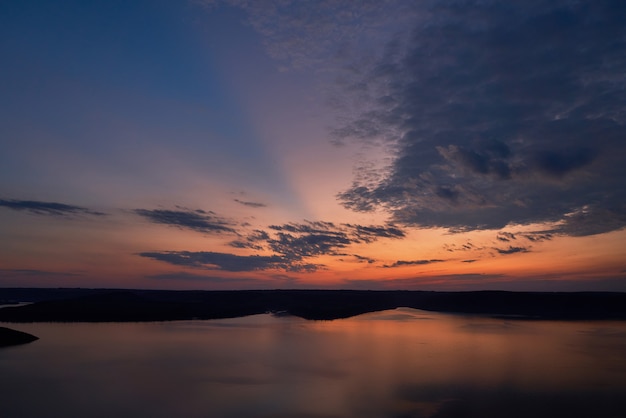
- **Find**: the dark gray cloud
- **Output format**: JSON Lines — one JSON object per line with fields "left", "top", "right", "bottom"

{"left": 143, "top": 220, "right": 404, "bottom": 272}
{"left": 496, "top": 232, "right": 516, "bottom": 242}
{"left": 333, "top": 0, "right": 626, "bottom": 236}
{"left": 383, "top": 259, "right": 445, "bottom": 268}
{"left": 268, "top": 231, "right": 352, "bottom": 259}
{"left": 495, "top": 246, "right": 530, "bottom": 255}
{"left": 233, "top": 199, "right": 267, "bottom": 208}
{"left": 352, "top": 254, "right": 376, "bottom": 264}
{"left": 134, "top": 208, "right": 237, "bottom": 234}
{"left": 443, "top": 241, "right": 482, "bottom": 253}
{"left": 0, "top": 199, "right": 104, "bottom": 217}
{"left": 229, "top": 229, "right": 270, "bottom": 250}
{"left": 266, "top": 221, "right": 405, "bottom": 258}
{"left": 497, "top": 230, "right": 553, "bottom": 242}
{"left": 138, "top": 251, "right": 319, "bottom": 272}
{"left": 522, "top": 232, "right": 553, "bottom": 242}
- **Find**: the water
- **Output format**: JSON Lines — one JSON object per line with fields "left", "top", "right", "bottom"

{"left": 1, "top": 308, "right": 626, "bottom": 417}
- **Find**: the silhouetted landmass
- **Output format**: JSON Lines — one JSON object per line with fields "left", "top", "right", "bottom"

{"left": 0, "top": 326, "right": 38, "bottom": 347}
{"left": 0, "top": 289, "right": 626, "bottom": 322}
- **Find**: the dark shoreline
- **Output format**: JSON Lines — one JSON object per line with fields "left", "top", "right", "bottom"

{"left": 0, "top": 326, "right": 39, "bottom": 347}
{"left": 1, "top": 288, "right": 626, "bottom": 322}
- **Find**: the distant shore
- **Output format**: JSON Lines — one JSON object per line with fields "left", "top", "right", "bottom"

{"left": 1, "top": 288, "right": 626, "bottom": 322}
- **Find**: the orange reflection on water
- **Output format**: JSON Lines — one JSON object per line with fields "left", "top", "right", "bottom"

{"left": 3, "top": 309, "right": 626, "bottom": 417}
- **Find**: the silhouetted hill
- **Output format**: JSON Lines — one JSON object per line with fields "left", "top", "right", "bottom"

{"left": 1, "top": 289, "right": 625, "bottom": 322}
{"left": 0, "top": 326, "right": 38, "bottom": 347}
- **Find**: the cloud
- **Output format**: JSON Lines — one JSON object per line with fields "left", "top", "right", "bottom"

{"left": 496, "top": 232, "right": 516, "bottom": 242}
{"left": 383, "top": 259, "right": 445, "bottom": 268}
{"left": 443, "top": 241, "right": 481, "bottom": 253}
{"left": 522, "top": 232, "right": 553, "bottom": 242}
{"left": 266, "top": 221, "right": 405, "bottom": 258}
{"left": 229, "top": 229, "right": 269, "bottom": 250}
{"left": 143, "top": 220, "right": 404, "bottom": 272}
{"left": 134, "top": 208, "right": 237, "bottom": 234}
{"left": 495, "top": 246, "right": 530, "bottom": 255}
{"left": 199, "top": 0, "right": 416, "bottom": 70}
{"left": 138, "top": 251, "right": 320, "bottom": 272}
{"left": 234, "top": 199, "right": 266, "bottom": 208}
{"left": 0, "top": 199, "right": 105, "bottom": 217}
{"left": 327, "top": 1, "right": 626, "bottom": 236}
{"left": 203, "top": 1, "right": 626, "bottom": 237}
{"left": 352, "top": 254, "right": 376, "bottom": 264}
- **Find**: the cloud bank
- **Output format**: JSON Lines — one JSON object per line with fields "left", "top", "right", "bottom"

{"left": 332, "top": 1, "right": 626, "bottom": 236}
{"left": 141, "top": 220, "right": 405, "bottom": 272}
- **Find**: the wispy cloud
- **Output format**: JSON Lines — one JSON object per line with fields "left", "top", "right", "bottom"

{"left": 234, "top": 199, "right": 266, "bottom": 208}
{"left": 352, "top": 254, "right": 376, "bottom": 264}
{"left": 443, "top": 241, "right": 482, "bottom": 253}
{"left": 0, "top": 199, "right": 104, "bottom": 217}
{"left": 265, "top": 221, "right": 404, "bottom": 258}
{"left": 142, "top": 220, "right": 405, "bottom": 272}
{"left": 138, "top": 251, "right": 320, "bottom": 272}
{"left": 495, "top": 246, "right": 530, "bottom": 255}
{"left": 383, "top": 259, "right": 445, "bottom": 268}
{"left": 134, "top": 208, "right": 237, "bottom": 234}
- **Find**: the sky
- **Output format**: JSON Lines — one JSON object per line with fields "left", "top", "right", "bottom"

{"left": 1, "top": 0, "right": 625, "bottom": 291}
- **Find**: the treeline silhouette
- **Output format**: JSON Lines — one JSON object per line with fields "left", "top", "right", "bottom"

{"left": 1, "top": 289, "right": 626, "bottom": 322}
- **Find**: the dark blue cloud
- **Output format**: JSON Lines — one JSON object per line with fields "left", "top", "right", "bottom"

{"left": 134, "top": 208, "right": 237, "bottom": 234}
{"left": 138, "top": 251, "right": 320, "bottom": 272}
{"left": 265, "top": 221, "right": 405, "bottom": 258}
{"left": 0, "top": 199, "right": 104, "bottom": 217}
{"left": 334, "top": 0, "right": 626, "bottom": 236}
{"left": 143, "top": 220, "right": 405, "bottom": 272}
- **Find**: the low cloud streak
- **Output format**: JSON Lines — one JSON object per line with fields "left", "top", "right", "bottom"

{"left": 0, "top": 199, "right": 104, "bottom": 217}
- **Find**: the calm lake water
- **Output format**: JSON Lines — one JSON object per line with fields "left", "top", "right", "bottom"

{"left": 2, "top": 308, "right": 626, "bottom": 418}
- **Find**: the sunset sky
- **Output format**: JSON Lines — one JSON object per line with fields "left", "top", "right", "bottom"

{"left": 1, "top": 0, "right": 625, "bottom": 291}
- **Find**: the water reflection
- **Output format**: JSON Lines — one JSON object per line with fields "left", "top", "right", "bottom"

{"left": 1, "top": 309, "right": 625, "bottom": 417}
